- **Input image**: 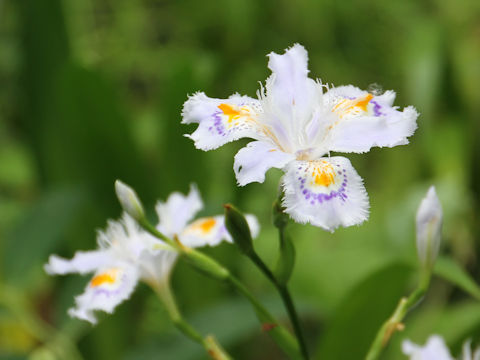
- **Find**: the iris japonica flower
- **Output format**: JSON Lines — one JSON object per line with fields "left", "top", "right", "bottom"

{"left": 403, "top": 335, "right": 480, "bottom": 360}
{"left": 182, "top": 44, "right": 418, "bottom": 231}
{"left": 45, "top": 185, "right": 259, "bottom": 323}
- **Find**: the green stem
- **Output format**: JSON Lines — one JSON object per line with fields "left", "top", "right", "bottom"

{"left": 140, "top": 220, "right": 302, "bottom": 359}
{"left": 153, "top": 281, "right": 232, "bottom": 360}
{"left": 248, "top": 251, "right": 309, "bottom": 360}
{"left": 365, "top": 273, "right": 430, "bottom": 360}
{"left": 228, "top": 275, "right": 302, "bottom": 360}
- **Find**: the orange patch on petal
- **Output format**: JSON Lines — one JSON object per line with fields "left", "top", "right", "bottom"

{"left": 311, "top": 161, "right": 336, "bottom": 187}
{"left": 191, "top": 218, "right": 217, "bottom": 234}
{"left": 354, "top": 93, "right": 374, "bottom": 112}
{"left": 333, "top": 93, "right": 374, "bottom": 118}
{"left": 218, "top": 103, "right": 241, "bottom": 123}
{"left": 90, "top": 269, "right": 118, "bottom": 288}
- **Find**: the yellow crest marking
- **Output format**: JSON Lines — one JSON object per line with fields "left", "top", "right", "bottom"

{"left": 90, "top": 269, "right": 119, "bottom": 288}
{"left": 311, "top": 161, "right": 336, "bottom": 187}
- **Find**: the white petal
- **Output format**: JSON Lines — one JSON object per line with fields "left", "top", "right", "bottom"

{"left": 322, "top": 85, "right": 418, "bottom": 153}
{"left": 138, "top": 247, "right": 178, "bottom": 287}
{"left": 233, "top": 141, "right": 295, "bottom": 186}
{"left": 182, "top": 92, "right": 264, "bottom": 150}
{"left": 68, "top": 264, "right": 139, "bottom": 324}
{"left": 156, "top": 184, "right": 203, "bottom": 236}
{"left": 463, "top": 339, "right": 472, "bottom": 360}
{"left": 265, "top": 44, "right": 318, "bottom": 122}
{"left": 282, "top": 157, "right": 369, "bottom": 231}
{"left": 179, "top": 215, "right": 228, "bottom": 247}
{"left": 402, "top": 336, "right": 454, "bottom": 360}
{"left": 179, "top": 214, "right": 260, "bottom": 247}
{"left": 44, "top": 250, "right": 111, "bottom": 276}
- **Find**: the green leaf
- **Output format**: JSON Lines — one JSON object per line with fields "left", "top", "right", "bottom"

{"left": 2, "top": 187, "right": 86, "bottom": 286}
{"left": 434, "top": 257, "right": 480, "bottom": 301}
{"left": 315, "top": 262, "right": 413, "bottom": 360}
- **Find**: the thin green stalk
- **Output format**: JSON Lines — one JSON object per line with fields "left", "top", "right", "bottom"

{"left": 228, "top": 275, "right": 302, "bottom": 360}
{"left": 365, "top": 271, "right": 431, "bottom": 360}
{"left": 248, "top": 250, "right": 309, "bottom": 360}
{"left": 140, "top": 221, "right": 302, "bottom": 359}
{"left": 152, "top": 281, "right": 232, "bottom": 360}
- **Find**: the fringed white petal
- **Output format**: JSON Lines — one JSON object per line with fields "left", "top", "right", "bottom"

{"left": 282, "top": 157, "right": 369, "bottom": 231}
{"left": 233, "top": 141, "right": 295, "bottom": 186}
{"left": 402, "top": 336, "right": 454, "bottom": 360}
{"left": 322, "top": 85, "right": 418, "bottom": 153}
{"left": 182, "top": 92, "right": 264, "bottom": 151}
{"left": 68, "top": 264, "right": 140, "bottom": 324}
{"left": 180, "top": 214, "right": 260, "bottom": 247}
{"left": 156, "top": 184, "right": 203, "bottom": 236}
{"left": 44, "top": 250, "right": 111, "bottom": 276}
{"left": 265, "top": 44, "right": 318, "bottom": 124}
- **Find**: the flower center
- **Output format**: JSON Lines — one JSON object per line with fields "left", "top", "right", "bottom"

{"left": 311, "top": 161, "right": 336, "bottom": 187}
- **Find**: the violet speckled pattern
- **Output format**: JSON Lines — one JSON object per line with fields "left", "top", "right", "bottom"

{"left": 295, "top": 163, "right": 348, "bottom": 205}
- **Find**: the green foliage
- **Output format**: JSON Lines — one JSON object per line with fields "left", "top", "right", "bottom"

{"left": 0, "top": 0, "right": 479, "bottom": 358}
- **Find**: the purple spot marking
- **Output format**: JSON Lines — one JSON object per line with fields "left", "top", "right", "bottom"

{"left": 212, "top": 111, "right": 227, "bottom": 136}
{"left": 371, "top": 100, "right": 383, "bottom": 116}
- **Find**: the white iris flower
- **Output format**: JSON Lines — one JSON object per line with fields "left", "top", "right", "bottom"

{"left": 182, "top": 44, "right": 418, "bottom": 231}
{"left": 403, "top": 335, "right": 480, "bottom": 360}
{"left": 45, "top": 185, "right": 259, "bottom": 323}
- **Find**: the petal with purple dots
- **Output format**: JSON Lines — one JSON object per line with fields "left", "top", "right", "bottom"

{"left": 68, "top": 263, "right": 140, "bottom": 324}
{"left": 321, "top": 85, "right": 418, "bottom": 153}
{"left": 282, "top": 157, "right": 369, "bottom": 231}
{"left": 181, "top": 92, "right": 266, "bottom": 151}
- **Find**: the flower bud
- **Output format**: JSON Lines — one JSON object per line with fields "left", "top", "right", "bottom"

{"left": 416, "top": 186, "right": 443, "bottom": 270}
{"left": 114, "top": 180, "right": 145, "bottom": 221}
{"left": 224, "top": 204, "right": 254, "bottom": 255}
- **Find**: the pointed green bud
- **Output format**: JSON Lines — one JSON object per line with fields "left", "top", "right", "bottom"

{"left": 224, "top": 204, "right": 254, "bottom": 255}
{"left": 275, "top": 229, "right": 296, "bottom": 285}
{"left": 416, "top": 186, "right": 443, "bottom": 270}
{"left": 114, "top": 180, "right": 145, "bottom": 221}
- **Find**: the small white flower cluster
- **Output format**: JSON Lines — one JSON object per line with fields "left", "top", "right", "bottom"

{"left": 45, "top": 184, "right": 258, "bottom": 323}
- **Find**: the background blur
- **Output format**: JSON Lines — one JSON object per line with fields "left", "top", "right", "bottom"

{"left": 1, "top": 0, "right": 480, "bottom": 359}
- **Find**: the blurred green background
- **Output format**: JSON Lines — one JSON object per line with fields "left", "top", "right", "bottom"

{"left": 1, "top": 0, "right": 480, "bottom": 359}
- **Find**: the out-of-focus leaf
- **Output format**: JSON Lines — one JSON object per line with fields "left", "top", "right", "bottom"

{"left": 315, "top": 262, "right": 413, "bottom": 360}
{"left": 403, "top": 19, "right": 444, "bottom": 127}
{"left": 434, "top": 257, "right": 480, "bottom": 301}
{"left": 2, "top": 187, "right": 86, "bottom": 286}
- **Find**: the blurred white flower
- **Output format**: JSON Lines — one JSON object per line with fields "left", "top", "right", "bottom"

{"left": 403, "top": 335, "right": 480, "bottom": 360}
{"left": 182, "top": 44, "right": 418, "bottom": 231}
{"left": 416, "top": 186, "right": 443, "bottom": 269}
{"left": 45, "top": 184, "right": 259, "bottom": 323}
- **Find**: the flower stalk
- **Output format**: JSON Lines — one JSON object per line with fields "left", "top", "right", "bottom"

{"left": 365, "top": 186, "right": 442, "bottom": 360}
{"left": 139, "top": 217, "right": 302, "bottom": 359}
{"left": 364, "top": 277, "right": 430, "bottom": 360}
{"left": 225, "top": 200, "right": 309, "bottom": 360}
{"left": 152, "top": 282, "right": 232, "bottom": 360}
